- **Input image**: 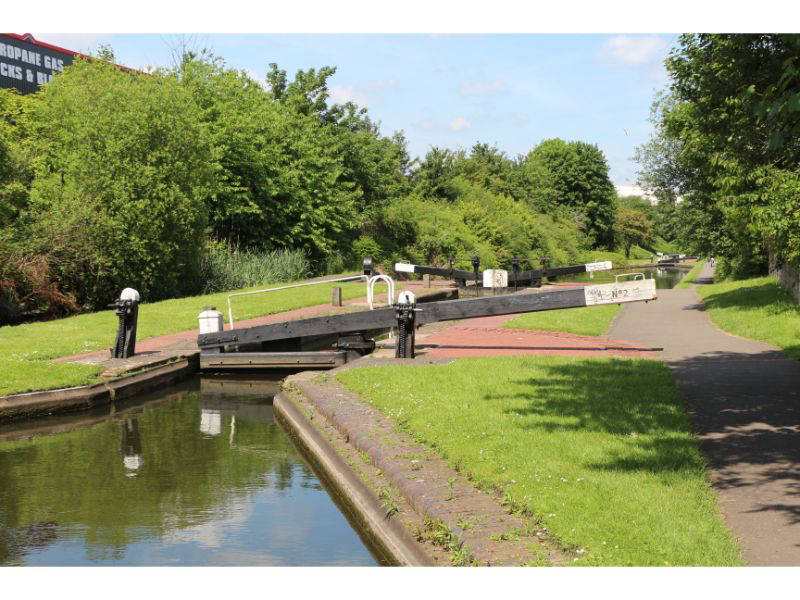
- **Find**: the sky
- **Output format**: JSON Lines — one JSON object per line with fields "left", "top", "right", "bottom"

{"left": 30, "top": 32, "right": 679, "bottom": 192}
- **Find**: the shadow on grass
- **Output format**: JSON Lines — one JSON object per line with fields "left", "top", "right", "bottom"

{"left": 493, "top": 360, "right": 686, "bottom": 435}
{"left": 487, "top": 350, "right": 800, "bottom": 521}
{"left": 700, "top": 281, "right": 800, "bottom": 318}
{"left": 483, "top": 359, "right": 706, "bottom": 477}
{"left": 497, "top": 347, "right": 800, "bottom": 527}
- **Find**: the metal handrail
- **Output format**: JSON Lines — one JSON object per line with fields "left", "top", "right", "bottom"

{"left": 367, "top": 274, "right": 395, "bottom": 310}
{"left": 614, "top": 272, "right": 646, "bottom": 283}
{"left": 226, "top": 275, "right": 368, "bottom": 329}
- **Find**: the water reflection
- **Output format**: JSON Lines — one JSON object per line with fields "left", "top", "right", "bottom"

{"left": 561, "top": 266, "right": 688, "bottom": 289}
{"left": 0, "top": 521, "right": 59, "bottom": 566}
{"left": 199, "top": 410, "right": 222, "bottom": 437}
{"left": 0, "top": 376, "right": 377, "bottom": 566}
{"left": 121, "top": 418, "right": 143, "bottom": 477}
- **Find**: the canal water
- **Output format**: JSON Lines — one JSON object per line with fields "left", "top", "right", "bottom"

{"left": 557, "top": 266, "right": 689, "bottom": 289}
{"left": 0, "top": 376, "right": 379, "bottom": 566}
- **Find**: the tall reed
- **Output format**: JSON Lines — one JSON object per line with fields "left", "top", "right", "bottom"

{"left": 199, "top": 244, "right": 310, "bottom": 293}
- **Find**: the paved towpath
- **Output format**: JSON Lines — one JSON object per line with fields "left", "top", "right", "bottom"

{"left": 609, "top": 262, "right": 800, "bottom": 565}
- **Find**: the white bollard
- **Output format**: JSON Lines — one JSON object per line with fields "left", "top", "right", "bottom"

{"left": 198, "top": 307, "right": 224, "bottom": 334}
{"left": 397, "top": 290, "right": 416, "bottom": 305}
{"left": 120, "top": 287, "right": 140, "bottom": 302}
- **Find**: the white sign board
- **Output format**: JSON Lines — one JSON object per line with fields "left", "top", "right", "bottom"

{"left": 585, "top": 261, "right": 613, "bottom": 272}
{"left": 483, "top": 269, "right": 508, "bottom": 288}
{"left": 394, "top": 262, "right": 415, "bottom": 273}
{"left": 584, "top": 279, "right": 657, "bottom": 306}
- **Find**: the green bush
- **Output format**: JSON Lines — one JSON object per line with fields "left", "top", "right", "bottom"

{"left": 351, "top": 235, "right": 383, "bottom": 265}
{"left": 715, "top": 252, "right": 768, "bottom": 280}
{"left": 0, "top": 88, "right": 33, "bottom": 228}
{"left": 0, "top": 234, "right": 78, "bottom": 324}
{"left": 380, "top": 179, "right": 587, "bottom": 273}
{"left": 25, "top": 59, "right": 218, "bottom": 308}
{"left": 199, "top": 243, "right": 310, "bottom": 293}
{"left": 381, "top": 194, "right": 494, "bottom": 269}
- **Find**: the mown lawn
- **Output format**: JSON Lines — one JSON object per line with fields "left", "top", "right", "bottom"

{"left": 696, "top": 275, "right": 800, "bottom": 359}
{"left": 338, "top": 356, "right": 742, "bottom": 566}
{"left": 503, "top": 304, "right": 621, "bottom": 337}
{"left": 0, "top": 274, "right": 371, "bottom": 396}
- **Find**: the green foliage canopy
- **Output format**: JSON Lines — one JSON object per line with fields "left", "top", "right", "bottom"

{"left": 524, "top": 138, "right": 617, "bottom": 248}
{"left": 636, "top": 34, "right": 800, "bottom": 278}
{"left": 0, "top": 45, "right": 625, "bottom": 320}
{"left": 614, "top": 207, "right": 653, "bottom": 259}
{"left": 27, "top": 59, "right": 218, "bottom": 307}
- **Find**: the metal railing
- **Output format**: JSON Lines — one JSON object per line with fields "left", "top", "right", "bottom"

{"left": 367, "top": 274, "right": 395, "bottom": 310}
{"left": 614, "top": 272, "right": 646, "bottom": 283}
{"left": 226, "top": 273, "right": 397, "bottom": 329}
{"left": 226, "top": 275, "right": 368, "bottom": 329}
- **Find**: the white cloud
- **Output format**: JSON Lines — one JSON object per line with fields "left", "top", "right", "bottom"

{"left": 363, "top": 79, "right": 397, "bottom": 92}
{"left": 512, "top": 112, "right": 530, "bottom": 126}
{"left": 414, "top": 118, "right": 437, "bottom": 131}
{"left": 330, "top": 84, "right": 370, "bottom": 107}
{"left": 449, "top": 116, "right": 471, "bottom": 131}
{"left": 458, "top": 79, "right": 504, "bottom": 96}
{"left": 602, "top": 35, "right": 669, "bottom": 66}
{"left": 329, "top": 80, "right": 398, "bottom": 108}
{"left": 245, "top": 69, "right": 269, "bottom": 90}
{"left": 615, "top": 184, "right": 657, "bottom": 203}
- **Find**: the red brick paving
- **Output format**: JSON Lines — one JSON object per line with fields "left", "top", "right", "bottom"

{"left": 421, "top": 313, "right": 652, "bottom": 359}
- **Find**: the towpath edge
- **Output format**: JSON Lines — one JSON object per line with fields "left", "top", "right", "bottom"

{"left": 278, "top": 366, "right": 569, "bottom": 566}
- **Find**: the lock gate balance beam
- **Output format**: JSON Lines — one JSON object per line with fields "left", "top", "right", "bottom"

{"left": 197, "top": 278, "right": 656, "bottom": 353}
{"left": 394, "top": 260, "right": 613, "bottom": 288}
{"left": 510, "top": 260, "right": 612, "bottom": 286}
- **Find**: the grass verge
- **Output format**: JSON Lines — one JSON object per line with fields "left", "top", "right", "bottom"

{"left": 676, "top": 262, "right": 704, "bottom": 289}
{"left": 337, "top": 356, "right": 742, "bottom": 566}
{"left": 0, "top": 273, "right": 370, "bottom": 396}
{"left": 503, "top": 304, "right": 621, "bottom": 336}
{"left": 696, "top": 275, "right": 800, "bottom": 359}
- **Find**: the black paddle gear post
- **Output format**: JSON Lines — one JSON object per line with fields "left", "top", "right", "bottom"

{"left": 471, "top": 256, "right": 481, "bottom": 296}
{"left": 395, "top": 293, "right": 418, "bottom": 358}
{"left": 112, "top": 288, "right": 140, "bottom": 359}
{"left": 539, "top": 256, "right": 550, "bottom": 287}
{"left": 511, "top": 257, "right": 521, "bottom": 292}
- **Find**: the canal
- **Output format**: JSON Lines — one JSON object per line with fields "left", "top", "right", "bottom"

{"left": 558, "top": 265, "right": 689, "bottom": 289}
{"left": 0, "top": 376, "right": 380, "bottom": 566}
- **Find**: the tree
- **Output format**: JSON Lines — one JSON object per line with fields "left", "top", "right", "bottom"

{"left": 525, "top": 138, "right": 617, "bottom": 249}
{"left": 172, "top": 55, "right": 414, "bottom": 268}
{"left": 615, "top": 208, "right": 653, "bottom": 258}
{"left": 411, "top": 146, "right": 459, "bottom": 200}
{"left": 267, "top": 63, "right": 338, "bottom": 121}
{"left": 0, "top": 89, "right": 33, "bottom": 228}
{"left": 666, "top": 34, "right": 800, "bottom": 169}
{"left": 636, "top": 34, "right": 800, "bottom": 277}
{"left": 26, "top": 59, "right": 218, "bottom": 307}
